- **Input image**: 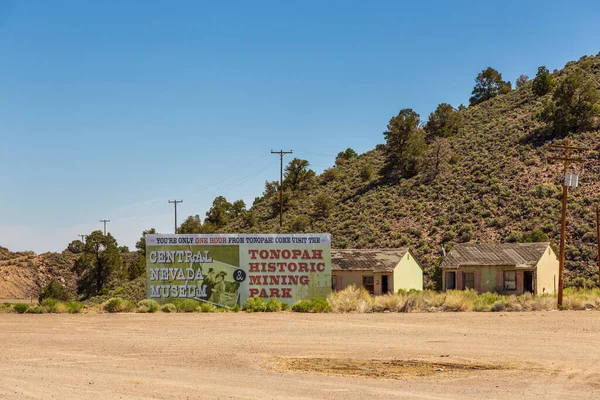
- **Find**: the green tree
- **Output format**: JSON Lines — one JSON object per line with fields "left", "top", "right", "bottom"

{"left": 424, "top": 103, "right": 463, "bottom": 140}
{"left": 469, "top": 67, "right": 512, "bottom": 105}
{"left": 74, "top": 230, "right": 122, "bottom": 299}
{"left": 135, "top": 228, "right": 156, "bottom": 254}
{"left": 283, "top": 158, "right": 316, "bottom": 191}
{"left": 421, "top": 137, "right": 452, "bottom": 182}
{"left": 540, "top": 68, "right": 600, "bottom": 135}
{"left": 178, "top": 215, "right": 205, "bottom": 233}
{"left": 382, "top": 109, "right": 426, "bottom": 178}
{"left": 516, "top": 74, "right": 529, "bottom": 88}
{"left": 532, "top": 66, "right": 555, "bottom": 96}
{"left": 38, "top": 278, "right": 71, "bottom": 302}
{"left": 205, "top": 196, "right": 233, "bottom": 227}
{"left": 230, "top": 200, "right": 246, "bottom": 218}
{"left": 335, "top": 148, "right": 358, "bottom": 165}
{"left": 66, "top": 239, "right": 84, "bottom": 254}
{"left": 118, "top": 246, "right": 130, "bottom": 253}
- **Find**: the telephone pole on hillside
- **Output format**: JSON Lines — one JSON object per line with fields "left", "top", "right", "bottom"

{"left": 271, "top": 150, "right": 293, "bottom": 228}
{"left": 100, "top": 219, "right": 110, "bottom": 236}
{"left": 78, "top": 234, "right": 86, "bottom": 243}
{"left": 547, "top": 139, "right": 587, "bottom": 308}
{"left": 169, "top": 200, "right": 183, "bottom": 234}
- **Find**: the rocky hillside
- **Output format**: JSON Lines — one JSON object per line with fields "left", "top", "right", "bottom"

{"left": 0, "top": 246, "right": 78, "bottom": 299}
{"left": 221, "top": 53, "right": 600, "bottom": 288}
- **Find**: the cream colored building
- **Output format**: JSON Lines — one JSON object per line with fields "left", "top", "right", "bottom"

{"left": 331, "top": 249, "right": 423, "bottom": 295}
{"left": 441, "top": 243, "right": 559, "bottom": 295}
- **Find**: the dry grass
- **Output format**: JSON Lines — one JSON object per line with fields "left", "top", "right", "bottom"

{"left": 327, "top": 287, "right": 600, "bottom": 313}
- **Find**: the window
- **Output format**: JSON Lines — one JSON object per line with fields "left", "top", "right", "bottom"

{"left": 331, "top": 275, "right": 337, "bottom": 291}
{"left": 463, "top": 272, "right": 475, "bottom": 289}
{"left": 504, "top": 271, "right": 516, "bottom": 290}
{"left": 362, "top": 275, "right": 374, "bottom": 294}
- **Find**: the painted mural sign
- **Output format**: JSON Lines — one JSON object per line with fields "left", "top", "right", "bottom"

{"left": 146, "top": 234, "right": 331, "bottom": 307}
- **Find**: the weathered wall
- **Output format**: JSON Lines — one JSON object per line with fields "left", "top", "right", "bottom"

{"left": 536, "top": 246, "right": 559, "bottom": 294}
{"left": 393, "top": 252, "right": 423, "bottom": 291}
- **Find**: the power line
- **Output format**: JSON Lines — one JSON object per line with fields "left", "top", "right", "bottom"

{"left": 100, "top": 219, "right": 110, "bottom": 236}
{"left": 271, "top": 149, "right": 293, "bottom": 228}
{"left": 168, "top": 200, "right": 183, "bottom": 234}
{"left": 547, "top": 139, "right": 588, "bottom": 308}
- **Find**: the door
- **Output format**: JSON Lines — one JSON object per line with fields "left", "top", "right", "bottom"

{"left": 524, "top": 271, "right": 534, "bottom": 293}
{"left": 445, "top": 271, "right": 456, "bottom": 290}
{"left": 382, "top": 275, "right": 389, "bottom": 294}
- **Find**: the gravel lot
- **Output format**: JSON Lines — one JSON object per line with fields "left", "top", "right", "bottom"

{"left": 1, "top": 311, "right": 599, "bottom": 399}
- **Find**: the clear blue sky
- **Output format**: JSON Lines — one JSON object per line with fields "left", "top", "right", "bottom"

{"left": 1, "top": 0, "right": 599, "bottom": 252}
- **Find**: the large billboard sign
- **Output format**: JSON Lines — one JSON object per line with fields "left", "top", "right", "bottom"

{"left": 146, "top": 234, "right": 331, "bottom": 307}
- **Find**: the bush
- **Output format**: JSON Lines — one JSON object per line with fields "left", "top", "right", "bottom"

{"left": 308, "top": 297, "right": 332, "bottom": 313}
{"left": 230, "top": 304, "right": 241, "bottom": 312}
{"left": 327, "top": 285, "right": 373, "bottom": 313}
{"left": 197, "top": 302, "right": 218, "bottom": 313}
{"left": 13, "top": 303, "right": 30, "bottom": 314}
{"left": 360, "top": 164, "right": 374, "bottom": 181}
{"left": 67, "top": 302, "right": 84, "bottom": 314}
{"left": 38, "top": 278, "right": 71, "bottom": 303}
{"left": 161, "top": 303, "right": 177, "bottom": 313}
{"left": 243, "top": 297, "right": 267, "bottom": 312}
{"left": 171, "top": 299, "right": 200, "bottom": 313}
{"left": 291, "top": 300, "right": 311, "bottom": 313}
{"left": 137, "top": 299, "right": 160, "bottom": 313}
{"left": 103, "top": 298, "right": 135, "bottom": 313}
{"left": 265, "top": 297, "right": 284, "bottom": 312}
{"left": 40, "top": 298, "right": 67, "bottom": 313}
{"left": 27, "top": 305, "right": 46, "bottom": 314}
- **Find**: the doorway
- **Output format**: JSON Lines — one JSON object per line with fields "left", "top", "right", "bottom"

{"left": 382, "top": 275, "right": 389, "bottom": 294}
{"left": 524, "top": 271, "right": 534, "bottom": 293}
{"left": 445, "top": 272, "right": 456, "bottom": 290}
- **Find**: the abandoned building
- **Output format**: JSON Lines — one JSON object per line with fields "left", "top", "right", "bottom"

{"left": 331, "top": 248, "right": 423, "bottom": 295}
{"left": 441, "top": 242, "right": 559, "bottom": 295}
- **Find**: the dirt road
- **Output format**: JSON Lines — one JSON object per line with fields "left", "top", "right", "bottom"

{"left": 1, "top": 312, "right": 599, "bottom": 399}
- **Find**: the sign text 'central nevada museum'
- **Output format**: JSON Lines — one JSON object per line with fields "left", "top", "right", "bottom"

{"left": 145, "top": 234, "right": 331, "bottom": 307}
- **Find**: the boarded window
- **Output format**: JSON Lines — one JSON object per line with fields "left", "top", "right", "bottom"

{"left": 362, "top": 276, "right": 374, "bottom": 294}
{"left": 504, "top": 271, "right": 516, "bottom": 290}
{"left": 331, "top": 276, "right": 337, "bottom": 291}
{"left": 464, "top": 272, "right": 475, "bottom": 289}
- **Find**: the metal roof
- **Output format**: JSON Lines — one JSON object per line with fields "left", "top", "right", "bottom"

{"left": 441, "top": 243, "right": 551, "bottom": 269}
{"left": 331, "top": 248, "right": 411, "bottom": 272}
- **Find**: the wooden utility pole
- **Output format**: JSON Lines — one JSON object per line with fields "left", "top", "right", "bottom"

{"left": 100, "top": 219, "right": 110, "bottom": 236}
{"left": 271, "top": 150, "right": 293, "bottom": 228}
{"left": 78, "top": 234, "right": 86, "bottom": 243}
{"left": 548, "top": 139, "right": 587, "bottom": 308}
{"left": 596, "top": 205, "right": 600, "bottom": 288}
{"left": 168, "top": 200, "right": 183, "bottom": 234}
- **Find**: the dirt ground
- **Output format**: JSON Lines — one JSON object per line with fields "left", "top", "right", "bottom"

{"left": 1, "top": 312, "right": 599, "bottom": 399}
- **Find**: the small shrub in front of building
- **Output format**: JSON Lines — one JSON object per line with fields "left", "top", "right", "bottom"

{"left": 243, "top": 297, "right": 267, "bottom": 312}
{"left": 161, "top": 303, "right": 177, "bottom": 313}
{"left": 137, "top": 299, "right": 160, "bottom": 313}
{"left": 196, "top": 303, "right": 218, "bottom": 313}
{"left": 103, "top": 298, "right": 135, "bottom": 313}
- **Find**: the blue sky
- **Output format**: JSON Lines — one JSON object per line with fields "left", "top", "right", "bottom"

{"left": 1, "top": 1, "right": 599, "bottom": 252}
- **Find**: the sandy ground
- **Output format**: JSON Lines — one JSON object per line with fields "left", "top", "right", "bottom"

{"left": 1, "top": 312, "right": 600, "bottom": 400}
